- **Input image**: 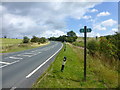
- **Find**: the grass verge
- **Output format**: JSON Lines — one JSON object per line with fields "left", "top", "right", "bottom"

{"left": 32, "top": 43, "right": 118, "bottom": 88}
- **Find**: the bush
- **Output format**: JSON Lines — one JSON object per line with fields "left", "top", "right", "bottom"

{"left": 72, "top": 41, "right": 84, "bottom": 47}
{"left": 23, "top": 36, "right": 29, "bottom": 43}
{"left": 87, "top": 40, "right": 99, "bottom": 56}
{"left": 99, "top": 37, "right": 117, "bottom": 59}
{"left": 38, "top": 37, "right": 46, "bottom": 43}
{"left": 31, "top": 36, "right": 39, "bottom": 43}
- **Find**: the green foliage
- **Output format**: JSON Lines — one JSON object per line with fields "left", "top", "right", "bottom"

{"left": 31, "top": 36, "right": 39, "bottom": 43}
{"left": 23, "top": 36, "right": 30, "bottom": 43}
{"left": 31, "top": 36, "right": 47, "bottom": 44}
{"left": 87, "top": 40, "right": 99, "bottom": 56}
{"left": 87, "top": 32, "right": 119, "bottom": 60}
{"left": 105, "top": 32, "right": 120, "bottom": 59}
{"left": 33, "top": 44, "right": 118, "bottom": 88}
{"left": 99, "top": 37, "right": 116, "bottom": 58}
{"left": 72, "top": 41, "right": 84, "bottom": 47}
{"left": 67, "top": 30, "right": 76, "bottom": 37}
{"left": 48, "top": 31, "right": 77, "bottom": 43}
{"left": 38, "top": 37, "right": 46, "bottom": 43}
{"left": 49, "top": 37, "right": 57, "bottom": 41}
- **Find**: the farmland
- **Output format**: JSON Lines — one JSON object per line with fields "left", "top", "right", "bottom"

{"left": 1, "top": 38, "right": 22, "bottom": 48}
{"left": 0, "top": 38, "right": 49, "bottom": 53}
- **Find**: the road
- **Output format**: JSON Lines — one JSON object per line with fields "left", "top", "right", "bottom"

{"left": 0, "top": 41, "right": 63, "bottom": 89}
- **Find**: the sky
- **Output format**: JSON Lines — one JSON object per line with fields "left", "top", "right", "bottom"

{"left": 1, "top": 1, "right": 119, "bottom": 38}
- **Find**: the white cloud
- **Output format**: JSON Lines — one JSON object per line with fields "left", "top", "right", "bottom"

{"left": 41, "top": 30, "right": 66, "bottom": 38}
{"left": 82, "top": 15, "right": 92, "bottom": 19}
{"left": 101, "top": 19, "right": 117, "bottom": 27}
{"left": 112, "top": 28, "right": 118, "bottom": 32}
{"left": 1, "top": 2, "right": 101, "bottom": 38}
{"left": 93, "top": 19, "right": 117, "bottom": 31}
{"left": 97, "top": 11, "right": 110, "bottom": 17}
{"left": 89, "top": 8, "right": 98, "bottom": 12}
{"left": 93, "top": 25, "right": 106, "bottom": 31}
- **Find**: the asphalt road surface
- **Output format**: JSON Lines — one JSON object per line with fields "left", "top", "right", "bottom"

{"left": 0, "top": 41, "right": 63, "bottom": 89}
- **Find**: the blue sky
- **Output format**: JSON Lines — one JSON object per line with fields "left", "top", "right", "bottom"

{"left": 1, "top": 1, "right": 118, "bottom": 38}
{"left": 66, "top": 2, "right": 118, "bottom": 37}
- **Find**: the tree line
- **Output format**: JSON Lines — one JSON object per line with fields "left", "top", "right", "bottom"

{"left": 23, "top": 36, "right": 47, "bottom": 44}
{"left": 48, "top": 31, "right": 77, "bottom": 43}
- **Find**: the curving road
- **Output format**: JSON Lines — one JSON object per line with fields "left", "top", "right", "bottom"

{"left": 1, "top": 41, "right": 63, "bottom": 89}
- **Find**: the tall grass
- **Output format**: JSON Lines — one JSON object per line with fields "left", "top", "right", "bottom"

{"left": 33, "top": 44, "right": 118, "bottom": 88}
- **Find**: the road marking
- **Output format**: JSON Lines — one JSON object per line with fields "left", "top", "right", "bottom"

{"left": 24, "top": 53, "right": 34, "bottom": 54}
{"left": 9, "top": 56, "right": 23, "bottom": 59}
{"left": 0, "top": 61, "right": 10, "bottom": 64}
{"left": 31, "top": 51, "right": 36, "bottom": 52}
{"left": 0, "top": 60, "right": 19, "bottom": 68}
{"left": 4, "top": 57, "right": 9, "bottom": 59}
{"left": 10, "top": 87, "right": 17, "bottom": 90}
{"left": 22, "top": 55, "right": 32, "bottom": 57}
{"left": 16, "top": 54, "right": 21, "bottom": 56}
{"left": 26, "top": 43, "right": 63, "bottom": 78}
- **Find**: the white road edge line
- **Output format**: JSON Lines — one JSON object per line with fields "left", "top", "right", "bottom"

{"left": 26, "top": 43, "right": 63, "bottom": 78}
{"left": 0, "top": 60, "right": 20, "bottom": 68}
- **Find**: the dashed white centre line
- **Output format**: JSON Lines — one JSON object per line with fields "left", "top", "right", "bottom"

{"left": 9, "top": 56, "right": 23, "bottom": 59}
{"left": 24, "top": 53, "right": 34, "bottom": 54}
{"left": 22, "top": 55, "right": 32, "bottom": 57}
{"left": 31, "top": 51, "right": 36, "bottom": 52}
{"left": 0, "top": 60, "right": 19, "bottom": 68}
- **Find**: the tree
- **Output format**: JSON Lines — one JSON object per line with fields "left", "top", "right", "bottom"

{"left": 67, "top": 31, "right": 76, "bottom": 37}
{"left": 48, "top": 31, "right": 77, "bottom": 43}
{"left": 4, "top": 35, "right": 7, "bottom": 38}
{"left": 31, "top": 36, "right": 39, "bottom": 43}
{"left": 48, "top": 37, "right": 57, "bottom": 41}
{"left": 67, "top": 31, "right": 77, "bottom": 43}
{"left": 39, "top": 37, "right": 46, "bottom": 43}
{"left": 23, "top": 36, "right": 29, "bottom": 43}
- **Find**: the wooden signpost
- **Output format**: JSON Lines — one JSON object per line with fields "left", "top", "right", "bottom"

{"left": 80, "top": 26, "right": 92, "bottom": 81}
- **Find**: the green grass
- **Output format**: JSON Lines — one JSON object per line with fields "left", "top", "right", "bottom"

{"left": 76, "top": 37, "right": 96, "bottom": 42}
{"left": 72, "top": 41, "right": 84, "bottom": 47}
{"left": 1, "top": 38, "right": 49, "bottom": 53}
{"left": 2, "top": 44, "right": 38, "bottom": 53}
{"left": 74, "top": 37, "right": 97, "bottom": 47}
{"left": 1, "top": 38, "right": 22, "bottom": 48}
{"left": 33, "top": 43, "right": 118, "bottom": 88}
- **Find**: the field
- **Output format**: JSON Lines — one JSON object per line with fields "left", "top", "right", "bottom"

{"left": 0, "top": 38, "right": 49, "bottom": 53}
{"left": 33, "top": 43, "right": 118, "bottom": 88}
{"left": 1, "top": 38, "right": 23, "bottom": 48}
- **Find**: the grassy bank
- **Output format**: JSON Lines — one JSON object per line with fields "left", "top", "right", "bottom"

{"left": 33, "top": 43, "right": 118, "bottom": 88}
{"left": 0, "top": 38, "right": 50, "bottom": 53}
